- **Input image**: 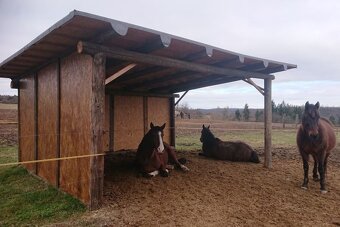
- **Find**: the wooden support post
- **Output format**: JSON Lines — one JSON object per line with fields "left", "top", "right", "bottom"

{"left": 264, "top": 78, "right": 272, "bottom": 168}
{"left": 89, "top": 53, "right": 106, "bottom": 210}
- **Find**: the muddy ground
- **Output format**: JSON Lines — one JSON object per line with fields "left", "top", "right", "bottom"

{"left": 59, "top": 146, "right": 340, "bottom": 227}
{"left": 2, "top": 108, "right": 340, "bottom": 226}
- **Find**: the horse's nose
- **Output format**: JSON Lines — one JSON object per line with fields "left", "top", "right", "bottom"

{"left": 310, "top": 133, "right": 319, "bottom": 140}
{"left": 157, "top": 147, "right": 164, "bottom": 153}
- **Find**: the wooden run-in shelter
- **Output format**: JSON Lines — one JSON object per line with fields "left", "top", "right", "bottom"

{"left": 0, "top": 11, "right": 296, "bottom": 209}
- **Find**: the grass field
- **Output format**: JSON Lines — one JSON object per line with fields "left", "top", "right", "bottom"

{"left": 0, "top": 103, "right": 17, "bottom": 110}
{"left": 176, "top": 128, "right": 298, "bottom": 151}
{"left": 0, "top": 146, "right": 86, "bottom": 226}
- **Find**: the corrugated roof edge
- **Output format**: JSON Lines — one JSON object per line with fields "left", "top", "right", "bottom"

{"left": 0, "top": 10, "right": 297, "bottom": 77}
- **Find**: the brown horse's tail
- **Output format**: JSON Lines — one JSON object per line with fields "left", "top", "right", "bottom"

{"left": 250, "top": 150, "right": 260, "bottom": 163}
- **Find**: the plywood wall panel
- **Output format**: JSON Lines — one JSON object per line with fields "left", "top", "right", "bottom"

{"left": 147, "top": 97, "right": 171, "bottom": 143}
{"left": 60, "top": 53, "right": 92, "bottom": 204}
{"left": 37, "top": 62, "right": 58, "bottom": 186}
{"left": 103, "top": 95, "right": 110, "bottom": 151}
{"left": 113, "top": 95, "right": 144, "bottom": 150}
{"left": 19, "top": 75, "right": 35, "bottom": 172}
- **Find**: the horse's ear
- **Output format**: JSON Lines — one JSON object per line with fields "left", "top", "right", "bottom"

{"left": 208, "top": 125, "right": 210, "bottom": 129}
{"left": 202, "top": 124, "right": 205, "bottom": 129}
{"left": 161, "top": 123, "right": 166, "bottom": 130}
{"left": 150, "top": 122, "right": 154, "bottom": 129}
{"left": 315, "top": 101, "right": 320, "bottom": 109}
{"left": 305, "top": 101, "right": 309, "bottom": 110}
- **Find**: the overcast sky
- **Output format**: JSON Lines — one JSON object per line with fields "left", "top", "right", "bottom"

{"left": 1, "top": 0, "right": 339, "bottom": 108}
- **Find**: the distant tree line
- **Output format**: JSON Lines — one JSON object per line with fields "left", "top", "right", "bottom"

{"left": 175, "top": 100, "right": 340, "bottom": 126}
{"left": 0, "top": 95, "right": 18, "bottom": 104}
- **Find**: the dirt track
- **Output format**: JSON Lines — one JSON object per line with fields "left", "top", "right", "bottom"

{"left": 62, "top": 147, "right": 340, "bottom": 227}
{"left": 2, "top": 108, "right": 339, "bottom": 226}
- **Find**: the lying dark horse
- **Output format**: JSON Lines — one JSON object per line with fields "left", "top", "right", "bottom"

{"left": 199, "top": 124, "right": 260, "bottom": 163}
{"left": 297, "top": 101, "right": 336, "bottom": 193}
{"left": 135, "top": 122, "right": 189, "bottom": 177}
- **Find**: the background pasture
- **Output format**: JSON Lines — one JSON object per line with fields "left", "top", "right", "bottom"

{"left": 1, "top": 104, "right": 340, "bottom": 226}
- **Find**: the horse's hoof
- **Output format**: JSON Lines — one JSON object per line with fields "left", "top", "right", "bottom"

{"left": 160, "top": 169, "right": 169, "bottom": 177}
{"left": 301, "top": 186, "right": 308, "bottom": 190}
{"left": 148, "top": 170, "right": 159, "bottom": 177}
{"left": 180, "top": 165, "right": 190, "bottom": 172}
{"left": 166, "top": 164, "right": 174, "bottom": 170}
{"left": 321, "top": 190, "right": 328, "bottom": 194}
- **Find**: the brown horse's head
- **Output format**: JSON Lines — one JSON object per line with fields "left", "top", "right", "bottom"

{"left": 302, "top": 101, "right": 320, "bottom": 140}
{"left": 200, "top": 124, "right": 214, "bottom": 142}
{"left": 149, "top": 122, "right": 166, "bottom": 153}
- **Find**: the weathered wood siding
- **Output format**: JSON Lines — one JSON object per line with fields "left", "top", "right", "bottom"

{"left": 109, "top": 95, "right": 171, "bottom": 150}
{"left": 103, "top": 95, "right": 110, "bottom": 151}
{"left": 19, "top": 75, "right": 36, "bottom": 172}
{"left": 37, "top": 62, "right": 58, "bottom": 185}
{"left": 113, "top": 95, "right": 144, "bottom": 150}
{"left": 60, "top": 53, "right": 92, "bottom": 204}
{"left": 147, "top": 97, "right": 171, "bottom": 144}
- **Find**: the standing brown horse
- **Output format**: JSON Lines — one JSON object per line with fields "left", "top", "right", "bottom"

{"left": 135, "top": 122, "right": 189, "bottom": 177}
{"left": 297, "top": 101, "right": 336, "bottom": 193}
{"left": 199, "top": 124, "right": 260, "bottom": 163}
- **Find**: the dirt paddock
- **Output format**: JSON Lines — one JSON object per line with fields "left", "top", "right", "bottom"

{"left": 66, "top": 147, "right": 340, "bottom": 226}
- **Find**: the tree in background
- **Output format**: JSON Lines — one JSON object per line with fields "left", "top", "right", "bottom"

{"left": 255, "top": 110, "right": 263, "bottom": 122}
{"left": 329, "top": 115, "right": 336, "bottom": 125}
{"left": 222, "top": 107, "right": 229, "bottom": 120}
{"left": 235, "top": 109, "right": 241, "bottom": 121}
{"left": 243, "top": 104, "right": 250, "bottom": 121}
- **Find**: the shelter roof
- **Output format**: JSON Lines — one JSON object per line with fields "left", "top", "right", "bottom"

{"left": 0, "top": 10, "right": 296, "bottom": 94}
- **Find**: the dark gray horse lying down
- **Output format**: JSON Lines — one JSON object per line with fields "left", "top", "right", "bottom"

{"left": 199, "top": 124, "right": 260, "bottom": 163}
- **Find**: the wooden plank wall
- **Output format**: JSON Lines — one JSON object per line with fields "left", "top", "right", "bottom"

{"left": 113, "top": 95, "right": 144, "bottom": 150}
{"left": 147, "top": 97, "right": 171, "bottom": 144}
{"left": 103, "top": 95, "right": 110, "bottom": 151}
{"left": 37, "top": 62, "right": 58, "bottom": 186}
{"left": 109, "top": 95, "right": 171, "bottom": 150}
{"left": 60, "top": 53, "right": 93, "bottom": 204}
{"left": 19, "top": 75, "right": 36, "bottom": 172}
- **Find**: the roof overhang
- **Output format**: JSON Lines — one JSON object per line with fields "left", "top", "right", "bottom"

{"left": 0, "top": 10, "right": 296, "bottom": 94}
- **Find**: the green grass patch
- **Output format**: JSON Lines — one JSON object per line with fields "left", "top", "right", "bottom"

{"left": 176, "top": 129, "right": 298, "bottom": 151}
{"left": 0, "top": 147, "right": 86, "bottom": 226}
{"left": 0, "top": 146, "right": 18, "bottom": 164}
{"left": 0, "top": 103, "right": 17, "bottom": 110}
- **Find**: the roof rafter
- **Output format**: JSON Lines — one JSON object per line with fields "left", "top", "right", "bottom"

{"left": 77, "top": 41, "right": 275, "bottom": 80}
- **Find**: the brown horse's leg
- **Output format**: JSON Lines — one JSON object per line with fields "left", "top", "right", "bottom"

{"left": 312, "top": 155, "right": 319, "bottom": 181}
{"left": 324, "top": 153, "right": 330, "bottom": 176}
{"left": 301, "top": 152, "right": 309, "bottom": 189}
{"left": 157, "top": 152, "right": 170, "bottom": 177}
{"left": 164, "top": 144, "right": 189, "bottom": 171}
{"left": 317, "top": 152, "right": 327, "bottom": 193}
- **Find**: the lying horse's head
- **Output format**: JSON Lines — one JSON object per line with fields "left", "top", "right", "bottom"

{"left": 200, "top": 124, "right": 214, "bottom": 142}
{"left": 148, "top": 122, "right": 166, "bottom": 153}
{"left": 302, "top": 101, "right": 320, "bottom": 140}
